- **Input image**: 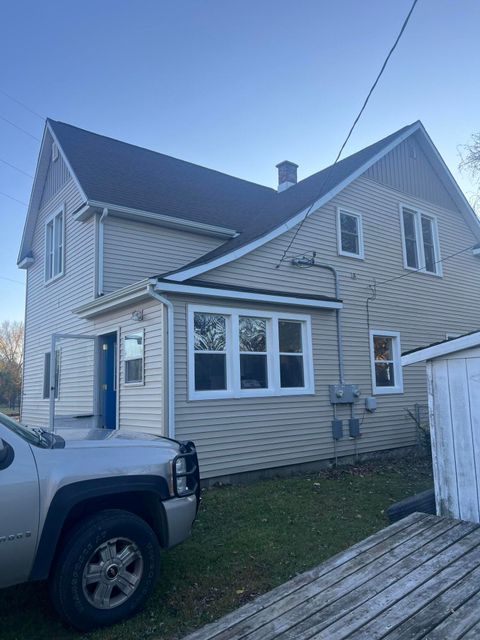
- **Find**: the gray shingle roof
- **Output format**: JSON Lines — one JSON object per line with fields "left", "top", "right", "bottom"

{"left": 49, "top": 119, "right": 418, "bottom": 274}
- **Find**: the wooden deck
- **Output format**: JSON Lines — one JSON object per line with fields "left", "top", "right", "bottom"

{"left": 182, "top": 513, "right": 480, "bottom": 640}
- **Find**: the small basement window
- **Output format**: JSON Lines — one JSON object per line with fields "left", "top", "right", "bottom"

{"left": 189, "top": 305, "right": 314, "bottom": 400}
{"left": 337, "top": 208, "right": 364, "bottom": 259}
{"left": 124, "top": 331, "right": 144, "bottom": 384}
{"left": 369, "top": 330, "right": 403, "bottom": 395}
{"left": 43, "top": 350, "right": 61, "bottom": 399}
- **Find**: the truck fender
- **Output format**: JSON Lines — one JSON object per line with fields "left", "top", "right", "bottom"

{"left": 29, "top": 475, "right": 170, "bottom": 581}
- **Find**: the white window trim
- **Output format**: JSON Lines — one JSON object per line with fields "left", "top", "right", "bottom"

{"left": 399, "top": 204, "right": 442, "bottom": 277}
{"left": 44, "top": 205, "right": 65, "bottom": 284}
{"left": 337, "top": 207, "right": 364, "bottom": 259}
{"left": 188, "top": 304, "right": 315, "bottom": 400}
{"left": 369, "top": 330, "right": 404, "bottom": 395}
{"left": 124, "top": 328, "right": 145, "bottom": 386}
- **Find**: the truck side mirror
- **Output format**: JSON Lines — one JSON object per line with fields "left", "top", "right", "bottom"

{"left": 0, "top": 439, "right": 14, "bottom": 469}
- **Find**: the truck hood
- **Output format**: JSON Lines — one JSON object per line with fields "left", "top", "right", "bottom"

{"left": 56, "top": 428, "right": 178, "bottom": 449}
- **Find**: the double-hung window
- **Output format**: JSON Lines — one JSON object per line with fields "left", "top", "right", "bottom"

{"left": 369, "top": 330, "right": 403, "bottom": 395}
{"left": 337, "top": 208, "right": 364, "bottom": 259}
{"left": 45, "top": 208, "right": 64, "bottom": 282}
{"left": 190, "top": 306, "right": 314, "bottom": 399}
{"left": 400, "top": 206, "right": 441, "bottom": 275}
{"left": 124, "top": 331, "right": 144, "bottom": 384}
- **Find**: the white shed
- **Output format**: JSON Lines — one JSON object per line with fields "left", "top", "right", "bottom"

{"left": 402, "top": 331, "right": 480, "bottom": 523}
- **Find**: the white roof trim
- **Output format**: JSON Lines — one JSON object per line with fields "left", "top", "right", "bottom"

{"left": 154, "top": 281, "right": 342, "bottom": 309}
{"left": 17, "top": 120, "right": 88, "bottom": 264}
{"left": 165, "top": 122, "right": 424, "bottom": 282}
{"left": 74, "top": 280, "right": 150, "bottom": 318}
{"left": 83, "top": 200, "right": 238, "bottom": 238}
{"left": 402, "top": 332, "right": 480, "bottom": 366}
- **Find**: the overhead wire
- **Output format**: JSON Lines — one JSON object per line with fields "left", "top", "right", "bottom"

{"left": 0, "top": 113, "right": 41, "bottom": 141}
{"left": 374, "top": 244, "right": 476, "bottom": 288}
{"left": 275, "top": 0, "right": 420, "bottom": 268}
{"left": 0, "top": 157, "right": 33, "bottom": 179}
{"left": 0, "top": 88, "right": 45, "bottom": 121}
{"left": 0, "top": 190, "right": 28, "bottom": 206}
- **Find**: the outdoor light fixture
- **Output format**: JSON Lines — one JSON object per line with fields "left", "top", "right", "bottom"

{"left": 131, "top": 310, "right": 144, "bottom": 322}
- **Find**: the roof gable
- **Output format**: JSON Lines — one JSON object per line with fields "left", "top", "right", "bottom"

{"left": 19, "top": 119, "right": 479, "bottom": 275}
{"left": 364, "top": 134, "right": 458, "bottom": 211}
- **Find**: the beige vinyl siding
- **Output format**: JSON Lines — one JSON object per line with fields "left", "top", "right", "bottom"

{"left": 181, "top": 174, "right": 480, "bottom": 478}
{"left": 39, "top": 147, "right": 71, "bottom": 209}
{"left": 364, "top": 135, "right": 457, "bottom": 212}
{"left": 89, "top": 299, "right": 165, "bottom": 434}
{"left": 102, "top": 216, "right": 223, "bottom": 294}
{"left": 22, "top": 175, "right": 96, "bottom": 427}
{"left": 22, "top": 161, "right": 166, "bottom": 434}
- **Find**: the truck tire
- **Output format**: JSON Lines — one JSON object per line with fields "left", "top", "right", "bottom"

{"left": 386, "top": 488, "right": 436, "bottom": 524}
{"left": 49, "top": 509, "right": 161, "bottom": 631}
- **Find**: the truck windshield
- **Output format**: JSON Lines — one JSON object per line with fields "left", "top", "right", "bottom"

{"left": 0, "top": 412, "right": 50, "bottom": 448}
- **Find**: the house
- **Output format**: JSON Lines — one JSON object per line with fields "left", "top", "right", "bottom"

{"left": 402, "top": 331, "right": 480, "bottom": 523}
{"left": 18, "top": 119, "right": 480, "bottom": 481}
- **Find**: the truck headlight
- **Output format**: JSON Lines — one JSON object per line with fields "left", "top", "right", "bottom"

{"left": 175, "top": 456, "right": 188, "bottom": 495}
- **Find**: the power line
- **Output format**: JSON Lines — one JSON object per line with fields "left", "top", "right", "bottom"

{"left": 0, "top": 89, "right": 45, "bottom": 121}
{"left": 374, "top": 244, "right": 475, "bottom": 288}
{"left": 275, "top": 0, "right": 419, "bottom": 268}
{"left": 0, "top": 113, "right": 40, "bottom": 141}
{"left": 0, "top": 157, "right": 33, "bottom": 179}
{"left": 0, "top": 190, "right": 28, "bottom": 206}
{"left": 0, "top": 275, "right": 25, "bottom": 286}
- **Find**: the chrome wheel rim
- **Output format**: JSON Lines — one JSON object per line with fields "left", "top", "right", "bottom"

{"left": 82, "top": 537, "right": 143, "bottom": 610}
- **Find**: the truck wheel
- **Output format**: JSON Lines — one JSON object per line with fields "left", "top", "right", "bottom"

{"left": 49, "top": 509, "right": 160, "bottom": 631}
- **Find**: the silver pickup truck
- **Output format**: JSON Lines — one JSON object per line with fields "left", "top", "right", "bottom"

{"left": 0, "top": 411, "right": 200, "bottom": 631}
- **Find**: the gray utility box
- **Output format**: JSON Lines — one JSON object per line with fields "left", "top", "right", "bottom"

{"left": 329, "top": 384, "right": 361, "bottom": 404}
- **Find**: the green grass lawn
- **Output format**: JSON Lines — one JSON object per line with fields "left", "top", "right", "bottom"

{"left": 0, "top": 457, "right": 432, "bottom": 640}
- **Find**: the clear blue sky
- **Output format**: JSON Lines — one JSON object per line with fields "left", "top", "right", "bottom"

{"left": 1, "top": 0, "right": 479, "bottom": 322}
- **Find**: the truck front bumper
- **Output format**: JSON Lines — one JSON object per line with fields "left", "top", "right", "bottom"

{"left": 163, "top": 494, "right": 198, "bottom": 548}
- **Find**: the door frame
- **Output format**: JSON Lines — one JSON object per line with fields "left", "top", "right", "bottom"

{"left": 98, "top": 330, "right": 120, "bottom": 430}
{"left": 49, "top": 333, "right": 99, "bottom": 432}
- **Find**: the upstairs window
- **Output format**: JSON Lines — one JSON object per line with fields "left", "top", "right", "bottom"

{"left": 369, "top": 331, "right": 403, "bottom": 395}
{"left": 400, "top": 206, "right": 441, "bottom": 275}
{"left": 45, "top": 209, "right": 64, "bottom": 282}
{"left": 337, "top": 208, "right": 364, "bottom": 259}
{"left": 189, "top": 306, "right": 314, "bottom": 399}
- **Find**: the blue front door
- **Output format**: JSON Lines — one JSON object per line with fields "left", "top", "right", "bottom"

{"left": 101, "top": 333, "right": 117, "bottom": 429}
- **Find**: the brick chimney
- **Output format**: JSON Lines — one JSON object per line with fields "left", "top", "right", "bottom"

{"left": 276, "top": 160, "right": 298, "bottom": 192}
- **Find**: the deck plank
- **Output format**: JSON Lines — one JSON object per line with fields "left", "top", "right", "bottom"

{"left": 182, "top": 513, "right": 428, "bottom": 640}
{"left": 181, "top": 515, "right": 480, "bottom": 640}
{"left": 271, "top": 520, "right": 475, "bottom": 640}
{"left": 244, "top": 519, "right": 465, "bottom": 640}
{"left": 347, "top": 546, "right": 480, "bottom": 639}
{"left": 310, "top": 525, "right": 480, "bottom": 640}
{"left": 218, "top": 516, "right": 446, "bottom": 640}
{"left": 423, "top": 590, "right": 480, "bottom": 639}
{"left": 381, "top": 564, "right": 480, "bottom": 639}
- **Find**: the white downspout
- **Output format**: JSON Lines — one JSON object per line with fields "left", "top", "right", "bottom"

{"left": 97, "top": 208, "right": 108, "bottom": 296}
{"left": 147, "top": 284, "right": 175, "bottom": 439}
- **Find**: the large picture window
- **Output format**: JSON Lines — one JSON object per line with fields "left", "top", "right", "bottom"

{"left": 189, "top": 306, "right": 314, "bottom": 399}
{"left": 369, "top": 330, "right": 403, "bottom": 395}
{"left": 45, "top": 208, "right": 64, "bottom": 282}
{"left": 400, "top": 206, "right": 441, "bottom": 276}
